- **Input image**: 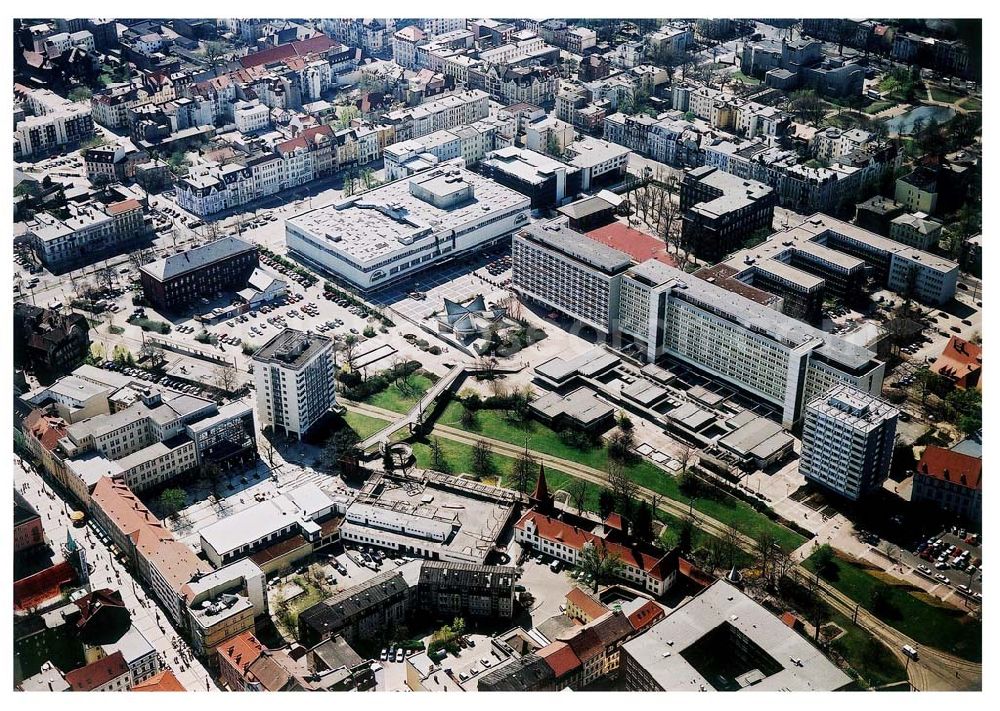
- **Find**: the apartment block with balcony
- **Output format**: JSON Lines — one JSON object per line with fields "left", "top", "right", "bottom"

{"left": 252, "top": 328, "right": 336, "bottom": 440}
{"left": 800, "top": 384, "right": 898, "bottom": 500}
{"left": 512, "top": 221, "right": 631, "bottom": 336}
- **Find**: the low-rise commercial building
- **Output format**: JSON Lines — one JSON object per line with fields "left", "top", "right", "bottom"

{"left": 889, "top": 212, "right": 943, "bottom": 251}
{"left": 287, "top": 162, "right": 529, "bottom": 290}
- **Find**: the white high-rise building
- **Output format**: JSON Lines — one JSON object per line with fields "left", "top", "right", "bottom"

{"left": 800, "top": 384, "right": 898, "bottom": 500}
{"left": 252, "top": 329, "right": 336, "bottom": 440}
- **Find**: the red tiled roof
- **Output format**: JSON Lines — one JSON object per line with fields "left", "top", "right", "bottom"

{"left": 131, "top": 669, "right": 186, "bottom": 692}
{"left": 565, "top": 587, "right": 608, "bottom": 621}
{"left": 24, "top": 409, "right": 68, "bottom": 452}
{"left": 916, "top": 446, "right": 982, "bottom": 491}
{"left": 603, "top": 512, "right": 623, "bottom": 531}
{"left": 239, "top": 34, "right": 335, "bottom": 69}
{"left": 930, "top": 336, "right": 982, "bottom": 386}
{"left": 108, "top": 199, "right": 141, "bottom": 215}
{"left": 678, "top": 557, "right": 713, "bottom": 588}
{"left": 780, "top": 612, "right": 799, "bottom": 628}
{"left": 74, "top": 587, "right": 126, "bottom": 627}
{"left": 65, "top": 651, "right": 128, "bottom": 691}
{"left": 626, "top": 599, "right": 664, "bottom": 632}
{"left": 276, "top": 124, "right": 333, "bottom": 154}
{"left": 537, "top": 641, "right": 581, "bottom": 678}
{"left": 218, "top": 630, "right": 265, "bottom": 681}
{"left": 585, "top": 222, "right": 677, "bottom": 267}
{"left": 516, "top": 511, "right": 676, "bottom": 581}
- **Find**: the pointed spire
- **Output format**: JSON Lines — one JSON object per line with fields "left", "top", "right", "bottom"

{"left": 530, "top": 461, "right": 553, "bottom": 512}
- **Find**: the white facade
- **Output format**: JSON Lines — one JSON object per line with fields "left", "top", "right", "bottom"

{"left": 252, "top": 329, "right": 336, "bottom": 439}
{"left": 800, "top": 384, "right": 898, "bottom": 500}
{"left": 287, "top": 162, "right": 530, "bottom": 290}
{"left": 234, "top": 101, "right": 270, "bottom": 133}
{"left": 616, "top": 259, "right": 885, "bottom": 427}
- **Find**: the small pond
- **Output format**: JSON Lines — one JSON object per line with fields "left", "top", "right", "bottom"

{"left": 884, "top": 105, "right": 957, "bottom": 135}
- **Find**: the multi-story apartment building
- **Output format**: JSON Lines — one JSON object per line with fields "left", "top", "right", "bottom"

{"left": 139, "top": 236, "right": 259, "bottom": 311}
{"left": 911, "top": 446, "right": 982, "bottom": 524}
{"left": 57, "top": 389, "right": 250, "bottom": 495}
{"left": 299, "top": 563, "right": 422, "bottom": 646}
{"left": 889, "top": 212, "right": 943, "bottom": 251}
{"left": 512, "top": 221, "right": 631, "bottom": 335}
{"left": 89, "top": 476, "right": 211, "bottom": 625}
{"left": 891, "top": 31, "right": 973, "bottom": 79}
{"left": 14, "top": 85, "right": 94, "bottom": 159}
{"left": 800, "top": 384, "right": 898, "bottom": 500}
{"left": 392, "top": 25, "right": 426, "bottom": 69}
{"left": 252, "top": 328, "right": 336, "bottom": 440}
{"left": 417, "top": 562, "right": 517, "bottom": 619}
{"left": 233, "top": 100, "right": 270, "bottom": 133}
{"left": 382, "top": 90, "right": 490, "bottom": 142}
{"left": 25, "top": 199, "right": 147, "bottom": 272}
{"left": 615, "top": 259, "right": 885, "bottom": 427}
{"left": 286, "top": 162, "right": 529, "bottom": 290}
{"left": 14, "top": 304, "right": 91, "bottom": 384}
{"left": 679, "top": 166, "right": 777, "bottom": 262}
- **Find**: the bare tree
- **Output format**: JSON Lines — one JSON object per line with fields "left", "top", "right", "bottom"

{"left": 214, "top": 363, "right": 239, "bottom": 393}
{"left": 567, "top": 479, "right": 590, "bottom": 514}
{"left": 607, "top": 459, "right": 638, "bottom": 513}
{"left": 95, "top": 265, "right": 116, "bottom": 292}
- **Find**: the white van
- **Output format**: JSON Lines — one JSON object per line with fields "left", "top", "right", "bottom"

{"left": 902, "top": 645, "right": 919, "bottom": 660}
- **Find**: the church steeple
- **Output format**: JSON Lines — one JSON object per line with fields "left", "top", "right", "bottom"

{"left": 530, "top": 462, "right": 553, "bottom": 512}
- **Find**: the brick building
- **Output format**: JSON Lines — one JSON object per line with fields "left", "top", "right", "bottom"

{"left": 139, "top": 236, "right": 258, "bottom": 311}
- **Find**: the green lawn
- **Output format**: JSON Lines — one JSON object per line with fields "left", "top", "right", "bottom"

{"left": 930, "top": 87, "right": 963, "bottom": 104}
{"left": 803, "top": 551, "right": 982, "bottom": 661}
{"left": 780, "top": 576, "right": 907, "bottom": 689}
{"left": 363, "top": 374, "right": 434, "bottom": 414}
{"left": 410, "top": 435, "right": 575, "bottom": 491}
{"left": 863, "top": 101, "right": 896, "bottom": 114}
{"left": 960, "top": 97, "right": 982, "bottom": 111}
{"left": 437, "top": 404, "right": 806, "bottom": 551}
{"left": 730, "top": 70, "right": 761, "bottom": 85}
{"left": 343, "top": 411, "right": 391, "bottom": 439}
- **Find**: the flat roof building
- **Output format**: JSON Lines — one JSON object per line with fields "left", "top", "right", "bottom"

{"left": 621, "top": 580, "right": 853, "bottom": 691}
{"left": 800, "top": 384, "right": 898, "bottom": 500}
{"left": 286, "top": 161, "right": 529, "bottom": 290}
{"left": 252, "top": 328, "right": 336, "bottom": 439}
{"left": 513, "top": 220, "right": 631, "bottom": 336}
{"left": 680, "top": 166, "right": 777, "bottom": 263}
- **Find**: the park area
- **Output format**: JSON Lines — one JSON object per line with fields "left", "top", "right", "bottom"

{"left": 803, "top": 549, "right": 981, "bottom": 662}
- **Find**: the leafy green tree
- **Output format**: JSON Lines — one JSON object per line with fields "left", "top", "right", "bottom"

{"left": 576, "top": 543, "right": 624, "bottom": 593}
{"left": 159, "top": 488, "right": 187, "bottom": 518}
{"left": 324, "top": 427, "right": 361, "bottom": 476}
{"left": 813, "top": 544, "right": 837, "bottom": 578}
{"left": 68, "top": 86, "right": 92, "bottom": 102}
